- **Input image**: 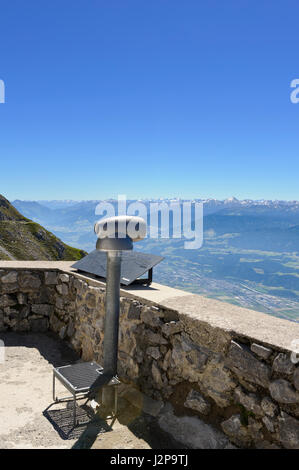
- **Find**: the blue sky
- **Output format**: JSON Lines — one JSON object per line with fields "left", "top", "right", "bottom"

{"left": 0, "top": 0, "right": 299, "bottom": 201}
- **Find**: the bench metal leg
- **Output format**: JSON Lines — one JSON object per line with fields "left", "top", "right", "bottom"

{"left": 53, "top": 372, "right": 56, "bottom": 401}
{"left": 114, "top": 386, "right": 118, "bottom": 416}
{"left": 53, "top": 371, "right": 81, "bottom": 427}
{"left": 73, "top": 393, "right": 76, "bottom": 426}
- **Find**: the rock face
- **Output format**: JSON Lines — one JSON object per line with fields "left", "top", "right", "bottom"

{"left": 1, "top": 272, "right": 18, "bottom": 284}
{"left": 184, "top": 389, "right": 211, "bottom": 415}
{"left": 272, "top": 353, "right": 295, "bottom": 376}
{"left": 221, "top": 415, "right": 251, "bottom": 446}
{"left": 19, "top": 273, "right": 42, "bottom": 291}
{"left": 278, "top": 413, "right": 299, "bottom": 449}
{"left": 197, "top": 358, "right": 237, "bottom": 408}
{"left": 0, "top": 194, "right": 86, "bottom": 261}
{"left": 250, "top": 343, "right": 272, "bottom": 360}
{"left": 261, "top": 397, "right": 278, "bottom": 417}
{"left": 269, "top": 379, "right": 299, "bottom": 404}
{"left": 226, "top": 341, "right": 270, "bottom": 387}
{"left": 234, "top": 387, "right": 263, "bottom": 416}
{"left": 1, "top": 266, "right": 299, "bottom": 449}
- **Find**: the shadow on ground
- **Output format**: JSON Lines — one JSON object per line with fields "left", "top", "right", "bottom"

{"left": 44, "top": 396, "right": 183, "bottom": 449}
{"left": 43, "top": 402, "right": 112, "bottom": 447}
{"left": 0, "top": 331, "right": 80, "bottom": 367}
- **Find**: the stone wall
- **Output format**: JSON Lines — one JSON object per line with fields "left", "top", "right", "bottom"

{"left": 0, "top": 265, "right": 298, "bottom": 449}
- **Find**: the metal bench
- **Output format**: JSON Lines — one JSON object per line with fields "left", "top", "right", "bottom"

{"left": 53, "top": 361, "right": 120, "bottom": 426}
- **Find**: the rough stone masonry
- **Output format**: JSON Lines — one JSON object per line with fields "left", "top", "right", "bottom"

{"left": 0, "top": 264, "right": 298, "bottom": 449}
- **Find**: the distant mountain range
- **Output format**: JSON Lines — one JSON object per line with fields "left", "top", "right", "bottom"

{"left": 12, "top": 197, "right": 299, "bottom": 322}
{"left": 13, "top": 197, "right": 299, "bottom": 220}
{"left": 0, "top": 195, "right": 86, "bottom": 261}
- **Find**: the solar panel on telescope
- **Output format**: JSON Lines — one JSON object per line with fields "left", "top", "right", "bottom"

{"left": 71, "top": 250, "right": 163, "bottom": 285}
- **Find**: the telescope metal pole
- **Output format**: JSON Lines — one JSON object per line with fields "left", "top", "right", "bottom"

{"left": 103, "top": 250, "right": 121, "bottom": 377}
{"left": 101, "top": 250, "right": 121, "bottom": 412}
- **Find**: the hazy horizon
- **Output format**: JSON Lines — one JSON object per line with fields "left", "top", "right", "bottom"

{"left": 11, "top": 196, "right": 299, "bottom": 204}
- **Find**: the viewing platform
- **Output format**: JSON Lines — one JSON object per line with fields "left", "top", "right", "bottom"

{"left": 0, "top": 261, "right": 298, "bottom": 449}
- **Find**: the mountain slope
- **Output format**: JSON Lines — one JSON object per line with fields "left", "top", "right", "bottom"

{"left": 0, "top": 195, "right": 86, "bottom": 261}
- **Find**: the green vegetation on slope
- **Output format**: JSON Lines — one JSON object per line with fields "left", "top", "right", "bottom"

{"left": 0, "top": 195, "right": 86, "bottom": 261}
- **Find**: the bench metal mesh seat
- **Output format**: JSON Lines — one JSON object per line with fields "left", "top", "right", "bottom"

{"left": 52, "top": 362, "right": 119, "bottom": 426}
{"left": 55, "top": 362, "right": 104, "bottom": 393}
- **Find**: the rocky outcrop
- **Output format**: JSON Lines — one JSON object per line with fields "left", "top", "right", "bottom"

{"left": 0, "top": 194, "right": 86, "bottom": 261}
